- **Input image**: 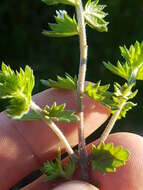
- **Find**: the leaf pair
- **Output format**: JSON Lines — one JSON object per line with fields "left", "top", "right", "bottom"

{"left": 0, "top": 63, "right": 34, "bottom": 119}
{"left": 84, "top": 81, "right": 137, "bottom": 119}
{"left": 42, "top": 0, "right": 109, "bottom": 37}
{"left": 41, "top": 147, "right": 76, "bottom": 181}
{"left": 104, "top": 41, "right": 143, "bottom": 82}
{"left": 21, "top": 102, "right": 79, "bottom": 123}
{"left": 43, "top": 102, "right": 79, "bottom": 122}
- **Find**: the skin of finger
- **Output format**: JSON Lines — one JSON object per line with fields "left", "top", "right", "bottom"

{"left": 22, "top": 132, "right": 143, "bottom": 190}
{"left": 0, "top": 88, "right": 110, "bottom": 190}
{"left": 52, "top": 180, "right": 99, "bottom": 190}
{"left": 90, "top": 132, "right": 143, "bottom": 190}
{"left": 22, "top": 179, "right": 99, "bottom": 190}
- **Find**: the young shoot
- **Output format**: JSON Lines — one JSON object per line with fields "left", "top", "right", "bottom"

{"left": 1, "top": 0, "right": 143, "bottom": 188}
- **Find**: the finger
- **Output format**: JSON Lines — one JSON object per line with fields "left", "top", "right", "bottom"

{"left": 90, "top": 132, "right": 143, "bottom": 190}
{"left": 22, "top": 132, "right": 143, "bottom": 190}
{"left": 22, "top": 179, "right": 99, "bottom": 190}
{"left": 21, "top": 175, "right": 53, "bottom": 190}
{"left": 52, "top": 181, "right": 99, "bottom": 190}
{"left": 0, "top": 88, "right": 110, "bottom": 190}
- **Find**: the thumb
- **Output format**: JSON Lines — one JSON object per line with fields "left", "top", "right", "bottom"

{"left": 53, "top": 180, "right": 99, "bottom": 190}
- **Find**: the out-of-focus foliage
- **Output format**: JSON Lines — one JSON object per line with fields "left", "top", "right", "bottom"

{"left": 0, "top": 0, "right": 143, "bottom": 134}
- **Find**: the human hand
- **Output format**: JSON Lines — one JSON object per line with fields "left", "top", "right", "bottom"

{"left": 0, "top": 89, "right": 143, "bottom": 190}
{"left": 0, "top": 88, "right": 109, "bottom": 190}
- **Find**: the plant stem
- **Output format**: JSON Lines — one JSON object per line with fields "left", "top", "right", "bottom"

{"left": 76, "top": 0, "right": 88, "bottom": 181}
{"left": 99, "top": 101, "right": 126, "bottom": 143}
{"left": 100, "top": 79, "right": 136, "bottom": 143}
{"left": 30, "top": 100, "right": 75, "bottom": 157}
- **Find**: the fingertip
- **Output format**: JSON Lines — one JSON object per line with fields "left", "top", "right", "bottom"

{"left": 53, "top": 180, "right": 99, "bottom": 190}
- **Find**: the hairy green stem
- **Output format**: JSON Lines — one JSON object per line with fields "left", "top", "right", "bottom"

{"left": 100, "top": 80, "right": 135, "bottom": 143}
{"left": 99, "top": 101, "right": 126, "bottom": 143}
{"left": 76, "top": 0, "right": 88, "bottom": 181}
{"left": 30, "top": 100, "right": 75, "bottom": 157}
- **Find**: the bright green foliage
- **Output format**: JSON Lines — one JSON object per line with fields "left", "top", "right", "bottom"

{"left": 119, "top": 101, "right": 137, "bottom": 119}
{"left": 0, "top": 63, "right": 34, "bottom": 119}
{"left": 104, "top": 41, "right": 143, "bottom": 82}
{"left": 41, "top": 147, "right": 76, "bottom": 181}
{"left": 84, "top": 0, "right": 108, "bottom": 32}
{"left": 113, "top": 82, "right": 138, "bottom": 100}
{"left": 41, "top": 73, "right": 77, "bottom": 90}
{"left": 42, "top": 10, "right": 78, "bottom": 37}
{"left": 85, "top": 81, "right": 138, "bottom": 119}
{"left": 92, "top": 143, "right": 129, "bottom": 174}
{"left": 112, "top": 82, "right": 138, "bottom": 119}
{"left": 43, "top": 102, "right": 79, "bottom": 122}
{"left": 84, "top": 82, "right": 114, "bottom": 108}
{"left": 42, "top": 0, "right": 76, "bottom": 6}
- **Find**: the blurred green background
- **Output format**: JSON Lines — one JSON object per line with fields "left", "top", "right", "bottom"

{"left": 0, "top": 0, "right": 143, "bottom": 137}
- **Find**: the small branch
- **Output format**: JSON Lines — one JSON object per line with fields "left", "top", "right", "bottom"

{"left": 99, "top": 102, "right": 125, "bottom": 143}
{"left": 76, "top": 0, "right": 88, "bottom": 181}
{"left": 100, "top": 78, "right": 136, "bottom": 144}
{"left": 30, "top": 100, "right": 76, "bottom": 157}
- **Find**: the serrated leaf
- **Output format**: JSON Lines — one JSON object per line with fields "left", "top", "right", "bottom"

{"left": 104, "top": 61, "right": 130, "bottom": 81}
{"left": 84, "top": 82, "right": 114, "bottom": 108}
{"left": 42, "top": 0, "right": 76, "bottom": 6}
{"left": 118, "top": 101, "right": 137, "bottom": 119}
{"left": 111, "top": 82, "right": 137, "bottom": 119}
{"left": 92, "top": 143, "right": 130, "bottom": 174}
{"left": 42, "top": 10, "right": 78, "bottom": 37}
{"left": 104, "top": 41, "right": 143, "bottom": 81}
{"left": 41, "top": 147, "right": 76, "bottom": 181}
{"left": 84, "top": 0, "right": 109, "bottom": 32}
{"left": 0, "top": 63, "right": 35, "bottom": 119}
{"left": 41, "top": 73, "right": 77, "bottom": 90}
{"left": 43, "top": 102, "right": 79, "bottom": 122}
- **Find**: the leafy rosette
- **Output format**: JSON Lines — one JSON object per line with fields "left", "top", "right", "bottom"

{"left": 0, "top": 63, "right": 35, "bottom": 119}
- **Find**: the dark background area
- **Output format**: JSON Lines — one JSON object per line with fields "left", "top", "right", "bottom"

{"left": 0, "top": 0, "right": 143, "bottom": 189}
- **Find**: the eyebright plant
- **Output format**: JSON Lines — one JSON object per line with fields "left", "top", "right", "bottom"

{"left": 1, "top": 0, "right": 143, "bottom": 188}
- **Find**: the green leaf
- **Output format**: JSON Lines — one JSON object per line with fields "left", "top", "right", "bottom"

{"left": 92, "top": 143, "right": 130, "bottom": 174}
{"left": 0, "top": 63, "right": 35, "bottom": 119}
{"left": 20, "top": 111, "right": 40, "bottom": 120}
{"left": 111, "top": 82, "right": 138, "bottom": 119}
{"left": 42, "top": 10, "right": 78, "bottom": 37}
{"left": 84, "top": 82, "right": 114, "bottom": 108}
{"left": 118, "top": 101, "right": 137, "bottom": 119}
{"left": 42, "top": 0, "right": 76, "bottom": 6}
{"left": 41, "top": 73, "right": 77, "bottom": 90}
{"left": 43, "top": 102, "right": 79, "bottom": 122}
{"left": 104, "top": 41, "right": 143, "bottom": 81}
{"left": 41, "top": 147, "right": 76, "bottom": 181}
{"left": 84, "top": 0, "right": 109, "bottom": 32}
{"left": 104, "top": 61, "right": 130, "bottom": 81}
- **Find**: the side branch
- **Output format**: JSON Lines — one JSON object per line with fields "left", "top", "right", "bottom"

{"left": 30, "top": 100, "right": 75, "bottom": 157}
